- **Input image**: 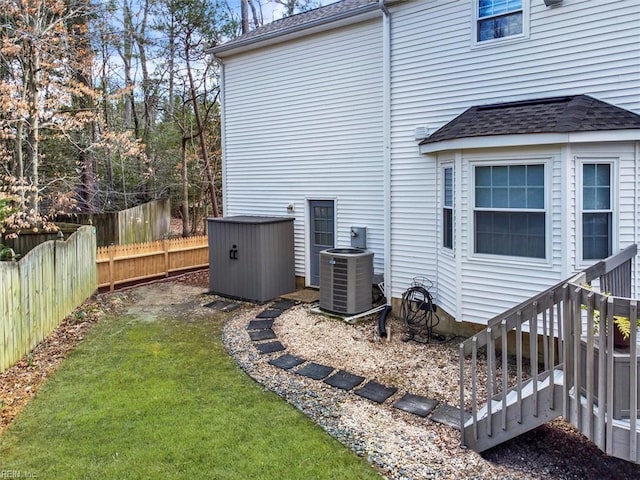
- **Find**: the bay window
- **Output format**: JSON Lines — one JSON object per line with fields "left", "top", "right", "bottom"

{"left": 443, "top": 167, "right": 453, "bottom": 249}
{"left": 474, "top": 164, "right": 545, "bottom": 258}
{"left": 582, "top": 163, "right": 612, "bottom": 260}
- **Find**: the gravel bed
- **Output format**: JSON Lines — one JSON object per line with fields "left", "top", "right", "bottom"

{"left": 222, "top": 303, "right": 640, "bottom": 480}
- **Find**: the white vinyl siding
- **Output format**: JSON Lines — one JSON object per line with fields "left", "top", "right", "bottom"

{"left": 388, "top": 0, "right": 640, "bottom": 322}
{"left": 571, "top": 143, "right": 636, "bottom": 279}
{"left": 219, "top": 0, "right": 640, "bottom": 323}
{"left": 436, "top": 154, "right": 458, "bottom": 317}
{"left": 221, "top": 20, "right": 384, "bottom": 279}
{"left": 458, "top": 149, "right": 561, "bottom": 321}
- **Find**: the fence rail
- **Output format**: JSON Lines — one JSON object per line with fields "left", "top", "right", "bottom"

{"left": 96, "top": 235, "right": 209, "bottom": 290}
{"left": 0, "top": 226, "right": 97, "bottom": 373}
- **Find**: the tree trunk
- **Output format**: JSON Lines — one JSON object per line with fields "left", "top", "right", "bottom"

{"left": 70, "top": 1, "right": 99, "bottom": 212}
{"left": 185, "top": 41, "right": 219, "bottom": 217}
{"left": 181, "top": 137, "right": 190, "bottom": 237}
{"left": 241, "top": 0, "right": 249, "bottom": 33}
{"left": 135, "top": 0, "right": 153, "bottom": 200}
{"left": 122, "top": 1, "right": 139, "bottom": 137}
{"left": 26, "top": 44, "right": 40, "bottom": 216}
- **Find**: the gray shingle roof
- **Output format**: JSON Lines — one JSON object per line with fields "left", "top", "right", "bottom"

{"left": 211, "top": 0, "right": 379, "bottom": 55}
{"left": 420, "top": 95, "right": 640, "bottom": 145}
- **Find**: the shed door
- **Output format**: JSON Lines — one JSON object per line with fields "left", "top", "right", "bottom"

{"left": 309, "top": 200, "right": 335, "bottom": 286}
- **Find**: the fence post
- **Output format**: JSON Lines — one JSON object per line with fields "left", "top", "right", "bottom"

{"left": 108, "top": 244, "right": 115, "bottom": 291}
{"left": 163, "top": 238, "right": 169, "bottom": 277}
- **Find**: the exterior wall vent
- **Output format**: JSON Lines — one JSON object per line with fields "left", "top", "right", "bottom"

{"left": 414, "top": 126, "right": 430, "bottom": 140}
{"left": 319, "top": 248, "right": 373, "bottom": 315}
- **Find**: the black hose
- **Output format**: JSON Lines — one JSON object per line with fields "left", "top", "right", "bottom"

{"left": 377, "top": 305, "right": 392, "bottom": 338}
{"left": 400, "top": 284, "right": 443, "bottom": 342}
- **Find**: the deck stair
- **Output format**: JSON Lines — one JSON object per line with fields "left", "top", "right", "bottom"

{"left": 460, "top": 244, "right": 640, "bottom": 463}
{"left": 463, "top": 369, "right": 565, "bottom": 452}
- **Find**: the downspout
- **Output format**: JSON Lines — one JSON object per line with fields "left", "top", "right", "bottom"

{"left": 635, "top": 141, "right": 639, "bottom": 294}
{"left": 380, "top": 0, "right": 392, "bottom": 306}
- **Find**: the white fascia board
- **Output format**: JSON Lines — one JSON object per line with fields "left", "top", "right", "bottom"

{"left": 567, "top": 130, "right": 640, "bottom": 143}
{"left": 419, "top": 130, "right": 640, "bottom": 154}
{"left": 211, "top": 9, "right": 382, "bottom": 58}
{"left": 419, "top": 133, "right": 569, "bottom": 154}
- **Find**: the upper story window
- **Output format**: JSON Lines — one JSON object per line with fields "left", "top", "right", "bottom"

{"left": 582, "top": 163, "right": 612, "bottom": 260}
{"left": 474, "top": 164, "right": 545, "bottom": 259}
{"left": 477, "top": 0, "right": 523, "bottom": 42}
{"left": 443, "top": 167, "right": 454, "bottom": 250}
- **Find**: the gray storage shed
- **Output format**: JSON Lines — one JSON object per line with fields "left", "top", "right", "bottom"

{"left": 207, "top": 216, "right": 295, "bottom": 302}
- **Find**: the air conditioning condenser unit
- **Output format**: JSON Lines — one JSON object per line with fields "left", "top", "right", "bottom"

{"left": 319, "top": 248, "right": 373, "bottom": 315}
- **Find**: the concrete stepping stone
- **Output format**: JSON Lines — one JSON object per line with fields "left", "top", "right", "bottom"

{"left": 256, "top": 309, "right": 282, "bottom": 319}
{"left": 248, "top": 329, "right": 277, "bottom": 341}
{"left": 354, "top": 381, "right": 398, "bottom": 404}
{"left": 324, "top": 370, "right": 365, "bottom": 391}
{"left": 269, "top": 354, "right": 306, "bottom": 370}
{"left": 247, "top": 319, "right": 274, "bottom": 330}
{"left": 204, "top": 300, "right": 242, "bottom": 312}
{"left": 255, "top": 341, "right": 285, "bottom": 355}
{"left": 296, "top": 362, "right": 334, "bottom": 380}
{"left": 271, "top": 299, "right": 296, "bottom": 311}
{"left": 393, "top": 393, "right": 438, "bottom": 417}
{"left": 430, "top": 404, "right": 471, "bottom": 430}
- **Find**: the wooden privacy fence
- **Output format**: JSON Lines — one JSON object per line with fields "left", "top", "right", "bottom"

{"left": 0, "top": 226, "right": 97, "bottom": 373}
{"left": 57, "top": 198, "right": 171, "bottom": 247}
{"left": 97, "top": 236, "right": 209, "bottom": 290}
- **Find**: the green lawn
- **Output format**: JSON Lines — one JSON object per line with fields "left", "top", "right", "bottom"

{"left": 0, "top": 311, "right": 381, "bottom": 479}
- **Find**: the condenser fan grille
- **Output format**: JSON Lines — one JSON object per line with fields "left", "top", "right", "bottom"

{"left": 332, "top": 257, "right": 349, "bottom": 310}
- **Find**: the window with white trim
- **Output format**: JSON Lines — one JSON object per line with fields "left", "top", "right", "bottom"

{"left": 476, "top": 0, "right": 523, "bottom": 42}
{"left": 582, "top": 163, "right": 612, "bottom": 260}
{"left": 474, "top": 164, "right": 545, "bottom": 258}
{"left": 443, "top": 166, "right": 453, "bottom": 249}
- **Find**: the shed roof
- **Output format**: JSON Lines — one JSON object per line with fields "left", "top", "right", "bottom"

{"left": 210, "top": 0, "right": 380, "bottom": 56}
{"left": 420, "top": 95, "right": 640, "bottom": 146}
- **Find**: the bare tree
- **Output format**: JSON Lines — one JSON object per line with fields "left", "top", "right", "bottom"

{"left": 272, "top": 0, "right": 320, "bottom": 17}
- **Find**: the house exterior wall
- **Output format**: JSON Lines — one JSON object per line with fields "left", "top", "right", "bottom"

{"left": 455, "top": 146, "right": 564, "bottom": 321}
{"left": 217, "top": 0, "right": 640, "bottom": 324}
{"left": 220, "top": 19, "right": 385, "bottom": 279}
{"left": 569, "top": 142, "right": 640, "bottom": 296}
{"left": 388, "top": 0, "right": 640, "bottom": 322}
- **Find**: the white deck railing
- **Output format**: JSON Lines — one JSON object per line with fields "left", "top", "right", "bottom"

{"left": 459, "top": 244, "right": 639, "bottom": 462}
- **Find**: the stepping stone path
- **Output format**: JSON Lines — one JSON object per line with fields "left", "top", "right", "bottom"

{"left": 355, "top": 381, "right": 398, "bottom": 404}
{"left": 296, "top": 362, "right": 334, "bottom": 380}
{"left": 255, "top": 341, "right": 285, "bottom": 354}
{"left": 247, "top": 319, "right": 274, "bottom": 330}
{"left": 393, "top": 393, "right": 438, "bottom": 417}
{"left": 256, "top": 309, "right": 282, "bottom": 319}
{"left": 324, "top": 370, "right": 365, "bottom": 390}
{"left": 245, "top": 298, "right": 468, "bottom": 429}
{"left": 204, "top": 300, "right": 242, "bottom": 313}
{"left": 268, "top": 354, "right": 306, "bottom": 370}
{"left": 248, "top": 329, "right": 277, "bottom": 341}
